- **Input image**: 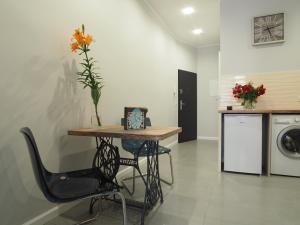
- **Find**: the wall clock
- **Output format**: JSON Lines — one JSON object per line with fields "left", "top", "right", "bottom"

{"left": 253, "top": 13, "right": 284, "bottom": 45}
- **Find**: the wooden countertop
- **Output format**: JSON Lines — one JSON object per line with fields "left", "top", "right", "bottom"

{"left": 218, "top": 109, "right": 300, "bottom": 114}
{"left": 68, "top": 125, "right": 182, "bottom": 141}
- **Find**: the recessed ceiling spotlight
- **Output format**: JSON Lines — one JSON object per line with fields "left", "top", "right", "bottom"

{"left": 182, "top": 7, "right": 195, "bottom": 15}
{"left": 192, "top": 28, "right": 203, "bottom": 35}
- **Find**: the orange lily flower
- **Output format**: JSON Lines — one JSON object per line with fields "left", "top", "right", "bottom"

{"left": 73, "top": 29, "right": 84, "bottom": 44}
{"left": 84, "top": 35, "right": 93, "bottom": 45}
{"left": 71, "top": 42, "right": 79, "bottom": 52}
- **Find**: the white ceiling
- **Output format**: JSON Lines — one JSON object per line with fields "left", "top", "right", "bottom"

{"left": 144, "top": 0, "right": 220, "bottom": 48}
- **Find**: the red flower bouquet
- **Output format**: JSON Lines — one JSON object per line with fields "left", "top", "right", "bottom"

{"left": 232, "top": 82, "right": 266, "bottom": 109}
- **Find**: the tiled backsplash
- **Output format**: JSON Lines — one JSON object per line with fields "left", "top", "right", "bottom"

{"left": 219, "top": 71, "right": 300, "bottom": 110}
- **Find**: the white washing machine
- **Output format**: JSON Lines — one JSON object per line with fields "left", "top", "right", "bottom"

{"left": 271, "top": 115, "right": 300, "bottom": 177}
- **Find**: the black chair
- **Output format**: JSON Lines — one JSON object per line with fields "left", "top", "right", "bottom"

{"left": 20, "top": 127, "right": 127, "bottom": 225}
{"left": 120, "top": 118, "right": 174, "bottom": 195}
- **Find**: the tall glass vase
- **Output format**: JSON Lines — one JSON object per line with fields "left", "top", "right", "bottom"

{"left": 91, "top": 115, "right": 101, "bottom": 127}
{"left": 243, "top": 99, "right": 256, "bottom": 109}
{"left": 90, "top": 103, "right": 101, "bottom": 127}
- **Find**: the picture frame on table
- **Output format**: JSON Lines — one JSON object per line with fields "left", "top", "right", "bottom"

{"left": 124, "top": 107, "right": 148, "bottom": 130}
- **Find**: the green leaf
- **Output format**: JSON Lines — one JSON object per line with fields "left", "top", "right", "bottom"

{"left": 80, "top": 63, "right": 89, "bottom": 67}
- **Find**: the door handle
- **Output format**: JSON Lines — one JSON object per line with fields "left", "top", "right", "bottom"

{"left": 180, "top": 100, "right": 185, "bottom": 111}
{"left": 275, "top": 121, "right": 290, "bottom": 124}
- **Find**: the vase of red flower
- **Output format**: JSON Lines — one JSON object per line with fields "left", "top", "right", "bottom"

{"left": 243, "top": 99, "right": 256, "bottom": 109}
{"left": 232, "top": 82, "right": 266, "bottom": 109}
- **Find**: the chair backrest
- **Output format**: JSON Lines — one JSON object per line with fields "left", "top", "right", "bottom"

{"left": 121, "top": 118, "right": 151, "bottom": 153}
{"left": 20, "top": 127, "right": 56, "bottom": 202}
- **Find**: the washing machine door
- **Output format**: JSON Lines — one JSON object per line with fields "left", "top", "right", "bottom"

{"left": 277, "top": 125, "right": 300, "bottom": 159}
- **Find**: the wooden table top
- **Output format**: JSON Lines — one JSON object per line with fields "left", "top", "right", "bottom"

{"left": 68, "top": 125, "right": 182, "bottom": 141}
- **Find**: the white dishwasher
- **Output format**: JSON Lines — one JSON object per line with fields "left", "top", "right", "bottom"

{"left": 224, "top": 114, "right": 262, "bottom": 174}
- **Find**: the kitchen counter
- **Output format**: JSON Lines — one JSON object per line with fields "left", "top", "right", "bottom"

{"left": 217, "top": 109, "right": 300, "bottom": 176}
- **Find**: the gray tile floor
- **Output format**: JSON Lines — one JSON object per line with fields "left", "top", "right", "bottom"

{"left": 46, "top": 140, "right": 300, "bottom": 225}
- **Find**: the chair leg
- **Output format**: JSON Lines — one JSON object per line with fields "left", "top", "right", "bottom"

{"left": 159, "top": 153, "right": 174, "bottom": 185}
{"left": 115, "top": 192, "right": 127, "bottom": 225}
{"left": 76, "top": 217, "right": 98, "bottom": 225}
{"left": 79, "top": 192, "right": 127, "bottom": 225}
{"left": 76, "top": 198, "right": 101, "bottom": 225}
{"left": 169, "top": 153, "right": 174, "bottom": 184}
{"left": 132, "top": 167, "right": 136, "bottom": 194}
{"left": 122, "top": 153, "right": 174, "bottom": 194}
{"left": 121, "top": 167, "right": 136, "bottom": 195}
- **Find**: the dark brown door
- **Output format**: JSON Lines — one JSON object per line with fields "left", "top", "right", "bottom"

{"left": 178, "top": 69, "right": 197, "bottom": 143}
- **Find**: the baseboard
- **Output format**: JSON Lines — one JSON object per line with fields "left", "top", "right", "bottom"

{"left": 165, "top": 140, "right": 178, "bottom": 148}
{"left": 22, "top": 201, "right": 79, "bottom": 225}
{"left": 23, "top": 140, "right": 179, "bottom": 225}
{"left": 197, "top": 136, "right": 219, "bottom": 141}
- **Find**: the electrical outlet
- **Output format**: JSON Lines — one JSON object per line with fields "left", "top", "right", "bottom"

{"left": 298, "top": 96, "right": 300, "bottom": 101}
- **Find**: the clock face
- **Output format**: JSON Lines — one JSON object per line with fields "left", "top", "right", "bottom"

{"left": 253, "top": 13, "right": 284, "bottom": 45}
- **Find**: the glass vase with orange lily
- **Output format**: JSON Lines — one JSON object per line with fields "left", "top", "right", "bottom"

{"left": 71, "top": 24, "right": 103, "bottom": 126}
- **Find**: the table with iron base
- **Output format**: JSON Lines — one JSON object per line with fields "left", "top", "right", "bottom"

{"left": 68, "top": 125, "right": 181, "bottom": 225}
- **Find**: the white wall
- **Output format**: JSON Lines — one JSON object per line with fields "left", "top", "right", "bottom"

{"left": 197, "top": 46, "right": 220, "bottom": 139}
{"left": 0, "top": 0, "right": 196, "bottom": 224}
{"left": 220, "top": 0, "right": 300, "bottom": 75}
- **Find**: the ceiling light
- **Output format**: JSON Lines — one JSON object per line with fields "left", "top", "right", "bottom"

{"left": 182, "top": 7, "right": 195, "bottom": 15}
{"left": 192, "top": 28, "right": 203, "bottom": 35}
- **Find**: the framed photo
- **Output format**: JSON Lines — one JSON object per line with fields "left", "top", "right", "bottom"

{"left": 124, "top": 107, "right": 148, "bottom": 130}
{"left": 253, "top": 13, "right": 284, "bottom": 45}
